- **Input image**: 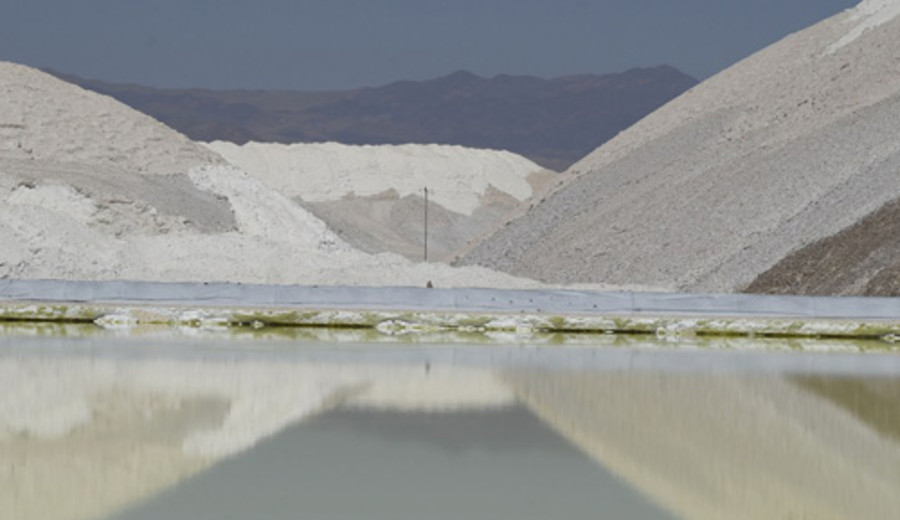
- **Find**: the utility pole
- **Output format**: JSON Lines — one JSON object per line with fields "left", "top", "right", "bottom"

{"left": 424, "top": 186, "right": 429, "bottom": 262}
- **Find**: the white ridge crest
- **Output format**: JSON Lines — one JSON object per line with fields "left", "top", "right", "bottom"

{"left": 827, "top": 0, "right": 900, "bottom": 53}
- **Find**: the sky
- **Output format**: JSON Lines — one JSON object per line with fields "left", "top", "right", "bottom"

{"left": 1, "top": 0, "right": 860, "bottom": 90}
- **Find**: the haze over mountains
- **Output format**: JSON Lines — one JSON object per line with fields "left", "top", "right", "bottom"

{"left": 52, "top": 67, "right": 697, "bottom": 171}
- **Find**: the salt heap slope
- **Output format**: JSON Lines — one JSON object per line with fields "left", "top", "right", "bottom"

{"left": 0, "top": 63, "right": 223, "bottom": 174}
{"left": 463, "top": 0, "right": 900, "bottom": 295}
{"left": 206, "top": 141, "right": 552, "bottom": 262}
{"left": 0, "top": 60, "right": 236, "bottom": 279}
{"left": 0, "top": 62, "right": 543, "bottom": 288}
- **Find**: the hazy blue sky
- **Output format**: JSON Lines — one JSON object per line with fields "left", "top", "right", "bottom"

{"left": 1, "top": 0, "right": 858, "bottom": 90}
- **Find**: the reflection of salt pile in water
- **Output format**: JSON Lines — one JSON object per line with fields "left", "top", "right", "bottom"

{"left": 504, "top": 370, "right": 900, "bottom": 520}
{"left": 0, "top": 355, "right": 514, "bottom": 520}
{"left": 5, "top": 349, "right": 900, "bottom": 520}
{"left": 206, "top": 141, "right": 553, "bottom": 261}
{"left": 463, "top": 0, "right": 900, "bottom": 295}
{"left": 0, "top": 61, "right": 543, "bottom": 288}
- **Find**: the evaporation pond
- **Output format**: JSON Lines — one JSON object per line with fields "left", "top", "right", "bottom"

{"left": 2, "top": 332, "right": 900, "bottom": 520}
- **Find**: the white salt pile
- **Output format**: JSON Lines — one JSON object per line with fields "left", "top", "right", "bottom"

{"left": 205, "top": 140, "right": 552, "bottom": 261}
{"left": 827, "top": 0, "right": 900, "bottom": 52}
{"left": 205, "top": 141, "right": 544, "bottom": 216}
{"left": 463, "top": 0, "right": 900, "bottom": 294}
{"left": 0, "top": 61, "right": 551, "bottom": 289}
{"left": 0, "top": 62, "right": 222, "bottom": 174}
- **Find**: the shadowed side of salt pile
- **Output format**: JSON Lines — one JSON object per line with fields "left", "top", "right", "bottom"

{"left": 746, "top": 197, "right": 900, "bottom": 295}
{"left": 205, "top": 141, "right": 555, "bottom": 262}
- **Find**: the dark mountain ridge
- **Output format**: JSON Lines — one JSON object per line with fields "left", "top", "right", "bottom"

{"left": 51, "top": 67, "right": 697, "bottom": 170}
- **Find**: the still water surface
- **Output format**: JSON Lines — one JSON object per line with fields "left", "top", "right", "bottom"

{"left": 2, "top": 330, "right": 899, "bottom": 520}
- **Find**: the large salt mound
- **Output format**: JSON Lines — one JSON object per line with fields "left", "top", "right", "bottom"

{"left": 0, "top": 60, "right": 239, "bottom": 255}
{"left": 205, "top": 141, "right": 543, "bottom": 215}
{"left": 0, "top": 62, "right": 222, "bottom": 174}
{"left": 463, "top": 0, "right": 900, "bottom": 294}
{"left": 0, "top": 62, "right": 550, "bottom": 289}
{"left": 206, "top": 141, "right": 553, "bottom": 261}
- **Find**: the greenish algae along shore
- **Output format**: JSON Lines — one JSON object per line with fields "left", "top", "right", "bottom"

{"left": 1, "top": 300, "right": 900, "bottom": 347}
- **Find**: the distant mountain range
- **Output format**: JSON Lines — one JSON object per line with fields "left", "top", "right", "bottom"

{"left": 51, "top": 67, "right": 697, "bottom": 171}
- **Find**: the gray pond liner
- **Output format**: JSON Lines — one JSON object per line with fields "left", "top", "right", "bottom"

{"left": 1, "top": 278, "right": 899, "bottom": 319}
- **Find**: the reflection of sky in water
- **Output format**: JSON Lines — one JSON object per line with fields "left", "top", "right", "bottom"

{"left": 112, "top": 408, "right": 675, "bottom": 520}
{"left": 0, "top": 336, "right": 899, "bottom": 520}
